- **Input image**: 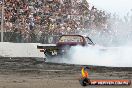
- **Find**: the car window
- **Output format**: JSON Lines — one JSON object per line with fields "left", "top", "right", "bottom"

{"left": 59, "top": 35, "right": 84, "bottom": 43}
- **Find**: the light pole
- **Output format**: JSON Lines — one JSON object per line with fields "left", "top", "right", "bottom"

{"left": 1, "top": 0, "right": 4, "bottom": 42}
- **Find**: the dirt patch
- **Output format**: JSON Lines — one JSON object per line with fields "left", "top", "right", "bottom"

{"left": 0, "top": 57, "right": 131, "bottom": 88}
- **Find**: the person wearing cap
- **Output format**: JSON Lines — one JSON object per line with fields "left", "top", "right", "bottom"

{"left": 81, "top": 67, "right": 89, "bottom": 78}
{"left": 80, "top": 67, "right": 91, "bottom": 86}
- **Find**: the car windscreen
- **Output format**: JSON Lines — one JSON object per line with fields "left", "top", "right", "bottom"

{"left": 59, "top": 35, "right": 84, "bottom": 43}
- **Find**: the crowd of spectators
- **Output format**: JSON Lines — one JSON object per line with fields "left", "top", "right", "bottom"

{"left": 0, "top": 0, "right": 110, "bottom": 43}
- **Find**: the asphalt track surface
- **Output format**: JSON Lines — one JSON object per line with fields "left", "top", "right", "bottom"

{"left": 0, "top": 57, "right": 131, "bottom": 88}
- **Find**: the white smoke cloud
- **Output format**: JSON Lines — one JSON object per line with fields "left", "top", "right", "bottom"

{"left": 64, "top": 18, "right": 132, "bottom": 67}
{"left": 67, "top": 45, "right": 132, "bottom": 67}
{"left": 47, "top": 45, "right": 132, "bottom": 67}
{"left": 64, "top": 17, "right": 132, "bottom": 67}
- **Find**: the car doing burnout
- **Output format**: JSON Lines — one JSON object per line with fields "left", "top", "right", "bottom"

{"left": 37, "top": 35, "right": 95, "bottom": 59}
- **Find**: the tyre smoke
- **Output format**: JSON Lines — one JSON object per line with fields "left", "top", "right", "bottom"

{"left": 67, "top": 45, "right": 132, "bottom": 67}
{"left": 64, "top": 18, "right": 132, "bottom": 67}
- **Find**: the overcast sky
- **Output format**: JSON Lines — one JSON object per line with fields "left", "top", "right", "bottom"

{"left": 87, "top": 0, "right": 132, "bottom": 17}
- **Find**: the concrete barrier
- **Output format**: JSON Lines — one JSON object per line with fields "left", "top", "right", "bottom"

{"left": 0, "top": 42, "right": 45, "bottom": 57}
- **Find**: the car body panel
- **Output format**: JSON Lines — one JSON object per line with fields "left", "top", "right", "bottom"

{"left": 37, "top": 35, "right": 94, "bottom": 59}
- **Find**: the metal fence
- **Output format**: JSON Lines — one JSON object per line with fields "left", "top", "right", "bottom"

{"left": 0, "top": 32, "right": 60, "bottom": 44}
